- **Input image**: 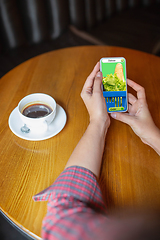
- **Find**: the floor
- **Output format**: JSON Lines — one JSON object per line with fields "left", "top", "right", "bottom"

{"left": 0, "top": 213, "right": 32, "bottom": 240}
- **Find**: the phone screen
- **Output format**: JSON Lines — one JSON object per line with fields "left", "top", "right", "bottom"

{"left": 100, "top": 57, "right": 127, "bottom": 113}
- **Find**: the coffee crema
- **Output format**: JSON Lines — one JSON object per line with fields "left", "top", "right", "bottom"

{"left": 22, "top": 103, "right": 52, "bottom": 118}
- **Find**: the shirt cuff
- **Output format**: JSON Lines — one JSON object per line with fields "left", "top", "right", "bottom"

{"left": 33, "top": 166, "right": 106, "bottom": 210}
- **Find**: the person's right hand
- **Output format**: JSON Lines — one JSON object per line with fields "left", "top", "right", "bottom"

{"left": 110, "top": 79, "right": 160, "bottom": 147}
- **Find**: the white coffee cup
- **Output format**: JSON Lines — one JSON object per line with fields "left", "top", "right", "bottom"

{"left": 18, "top": 93, "right": 56, "bottom": 133}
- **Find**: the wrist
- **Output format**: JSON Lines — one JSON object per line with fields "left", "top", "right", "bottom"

{"left": 141, "top": 126, "right": 160, "bottom": 155}
{"left": 89, "top": 118, "right": 110, "bottom": 136}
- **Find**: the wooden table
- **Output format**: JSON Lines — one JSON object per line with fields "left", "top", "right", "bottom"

{"left": 0, "top": 46, "right": 160, "bottom": 239}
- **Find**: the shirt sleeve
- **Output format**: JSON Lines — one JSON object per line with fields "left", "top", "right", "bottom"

{"left": 33, "top": 166, "right": 106, "bottom": 211}
{"left": 33, "top": 166, "right": 108, "bottom": 240}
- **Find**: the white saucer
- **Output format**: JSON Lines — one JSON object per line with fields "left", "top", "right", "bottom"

{"left": 8, "top": 104, "right": 67, "bottom": 141}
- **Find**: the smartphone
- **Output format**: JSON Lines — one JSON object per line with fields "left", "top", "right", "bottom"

{"left": 100, "top": 57, "right": 128, "bottom": 113}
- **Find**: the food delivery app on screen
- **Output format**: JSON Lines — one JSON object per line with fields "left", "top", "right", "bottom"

{"left": 100, "top": 57, "right": 127, "bottom": 113}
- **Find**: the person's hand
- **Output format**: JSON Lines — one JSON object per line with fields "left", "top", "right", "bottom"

{"left": 81, "top": 62, "right": 110, "bottom": 129}
{"left": 111, "top": 79, "right": 160, "bottom": 147}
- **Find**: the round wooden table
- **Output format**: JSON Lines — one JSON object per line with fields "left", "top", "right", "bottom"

{"left": 0, "top": 46, "right": 160, "bottom": 239}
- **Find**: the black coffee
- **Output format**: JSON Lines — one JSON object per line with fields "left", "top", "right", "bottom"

{"left": 22, "top": 103, "right": 52, "bottom": 118}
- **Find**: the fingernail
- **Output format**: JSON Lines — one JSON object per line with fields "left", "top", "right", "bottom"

{"left": 96, "top": 72, "right": 101, "bottom": 77}
{"left": 111, "top": 113, "right": 116, "bottom": 119}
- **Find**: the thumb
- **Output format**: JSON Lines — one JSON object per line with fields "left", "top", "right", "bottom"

{"left": 111, "top": 112, "right": 134, "bottom": 126}
{"left": 93, "top": 71, "right": 103, "bottom": 94}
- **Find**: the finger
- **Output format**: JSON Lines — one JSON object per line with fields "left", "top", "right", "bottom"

{"left": 128, "top": 103, "right": 132, "bottom": 111}
{"left": 93, "top": 71, "right": 103, "bottom": 94}
{"left": 128, "top": 93, "right": 137, "bottom": 105}
{"left": 83, "top": 62, "right": 100, "bottom": 90}
{"left": 110, "top": 112, "right": 134, "bottom": 126}
{"left": 128, "top": 103, "right": 136, "bottom": 116}
{"left": 127, "top": 79, "right": 146, "bottom": 99}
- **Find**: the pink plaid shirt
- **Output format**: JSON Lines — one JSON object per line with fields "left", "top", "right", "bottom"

{"left": 33, "top": 166, "right": 110, "bottom": 240}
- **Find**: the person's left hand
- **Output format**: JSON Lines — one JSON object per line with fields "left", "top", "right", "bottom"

{"left": 81, "top": 62, "right": 110, "bottom": 128}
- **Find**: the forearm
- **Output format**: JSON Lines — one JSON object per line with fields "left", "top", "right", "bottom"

{"left": 65, "top": 120, "right": 108, "bottom": 177}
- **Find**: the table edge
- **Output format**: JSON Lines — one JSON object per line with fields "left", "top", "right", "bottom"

{"left": 0, "top": 208, "right": 42, "bottom": 240}
{"left": 1, "top": 45, "right": 159, "bottom": 81}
